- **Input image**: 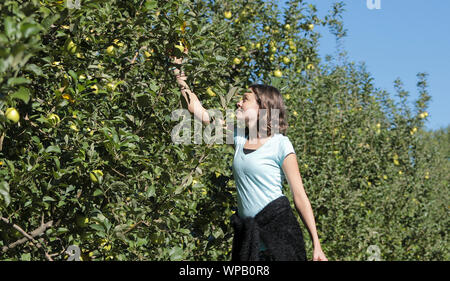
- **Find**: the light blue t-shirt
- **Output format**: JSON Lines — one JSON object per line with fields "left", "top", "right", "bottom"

{"left": 232, "top": 126, "right": 296, "bottom": 219}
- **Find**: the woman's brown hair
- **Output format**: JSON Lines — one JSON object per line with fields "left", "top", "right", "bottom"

{"left": 246, "top": 84, "right": 289, "bottom": 137}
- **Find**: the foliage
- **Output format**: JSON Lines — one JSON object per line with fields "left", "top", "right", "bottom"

{"left": 0, "top": 0, "right": 448, "bottom": 261}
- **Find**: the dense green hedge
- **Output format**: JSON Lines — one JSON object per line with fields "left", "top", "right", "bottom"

{"left": 0, "top": 0, "right": 448, "bottom": 261}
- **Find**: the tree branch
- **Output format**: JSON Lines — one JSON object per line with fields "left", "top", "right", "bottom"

{"left": 1, "top": 217, "right": 54, "bottom": 261}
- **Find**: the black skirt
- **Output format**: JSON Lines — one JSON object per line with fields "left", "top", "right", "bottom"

{"left": 230, "top": 195, "right": 307, "bottom": 261}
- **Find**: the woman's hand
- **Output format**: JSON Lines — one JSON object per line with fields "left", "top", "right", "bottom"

{"left": 170, "top": 47, "right": 188, "bottom": 86}
{"left": 312, "top": 246, "right": 328, "bottom": 261}
{"left": 170, "top": 45, "right": 188, "bottom": 65}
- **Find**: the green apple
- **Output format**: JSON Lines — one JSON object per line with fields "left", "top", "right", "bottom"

{"left": 206, "top": 87, "right": 216, "bottom": 97}
{"left": 274, "top": 70, "right": 283, "bottom": 77}
{"left": 47, "top": 113, "right": 61, "bottom": 125}
{"left": 66, "top": 39, "right": 77, "bottom": 54}
{"left": 5, "top": 108, "right": 20, "bottom": 123}
{"left": 90, "top": 169, "right": 103, "bottom": 183}
{"left": 106, "top": 45, "right": 115, "bottom": 55}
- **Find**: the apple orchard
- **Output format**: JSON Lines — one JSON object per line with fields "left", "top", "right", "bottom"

{"left": 0, "top": 0, "right": 448, "bottom": 261}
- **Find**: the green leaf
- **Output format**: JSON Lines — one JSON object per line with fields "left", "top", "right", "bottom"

{"left": 56, "top": 227, "right": 69, "bottom": 234}
{"left": 43, "top": 196, "right": 56, "bottom": 202}
{"left": 149, "top": 81, "right": 159, "bottom": 92}
{"left": 0, "top": 34, "right": 8, "bottom": 44}
{"left": 144, "top": 0, "right": 157, "bottom": 10}
{"left": 42, "top": 14, "right": 60, "bottom": 30}
{"left": 4, "top": 17, "right": 16, "bottom": 39}
{"left": 7, "top": 77, "right": 31, "bottom": 86}
{"left": 219, "top": 94, "right": 226, "bottom": 109}
{"left": 21, "top": 253, "right": 31, "bottom": 261}
{"left": 215, "top": 55, "right": 227, "bottom": 62}
{"left": 20, "top": 22, "right": 42, "bottom": 38}
{"left": 226, "top": 86, "right": 239, "bottom": 104}
{"left": 0, "top": 181, "right": 11, "bottom": 207}
{"left": 90, "top": 224, "right": 105, "bottom": 233}
{"left": 10, "top": 87, "right": 30, "bottom": 104}
{"left": 168, "top": 246, "right": 183, "bottom": 261}
{"left": 177, "top": 228, "right": 190, "bottom": 235}
{"left": 68, "top": 70, "right": 78, "bottom": 81}
{"left": 25, "top": 64, "right": 44, "bottom": 76}
{"left": 31, "top": 136, "right": 40, "bottom": 144}
{"left": 45, "top": 145, "right": 61, "bottom": 154}
{"left": 93, "top": 189, "right": 103, "bottom": 196}
{"left": 147, "top": 185, "right": 156, "bottom": 197}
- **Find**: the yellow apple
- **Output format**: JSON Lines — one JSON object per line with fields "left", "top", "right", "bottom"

{"left": 90, "top": 84, "right": 99, "bottom": 94}
{"left": 113, "top": 39, "right": 124, "bottom": 47}
{"left": 47, "top": 113, "right": 61, "bottom": 125}
{"left": 70, "top": 124, "right": 79, "bottom": 132}
{"left": 90, "top": 169, "right": 103, "bottom": 183}
{"left": 174, "top": 44, "right": 184, "bottom": 53}
{"left": 224, "top": 11, "right": 232, "bottom": 19}
{"left": 283, "top": 57, "right": 290, "bottom": 64}
{"left": 107, "top": 82, "right": 117, "bottom": 91}
{"left": 274, "top": 70, "right": 283, "bottom": 77}
{"left": 5, "top": 108, "right": 20, "bottom": 123}
{"left": 233, "top": 57, "right": 241, "bottom": 64}
{"left": 62, "top": 93, "right": 74, "bottom": 103}
{"left": 206, "top": 87, "right": 216, "bottom": 97}
{"left": 106, "top": 45, "right": 115, "bottom": 55}
{"left": 66, "top": 39, "right": 77, "bottom": 54}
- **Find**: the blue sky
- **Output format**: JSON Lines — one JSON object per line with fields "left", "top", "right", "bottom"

{"left": 278, "top": 0, "right": 449, "bottom": 132}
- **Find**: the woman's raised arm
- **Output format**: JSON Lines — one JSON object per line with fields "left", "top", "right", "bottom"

{"left": 171, "top": 49, "right": 233, "bottom": 148}
{"left": 171, "top": 49, "right": 212, "bottom": 126}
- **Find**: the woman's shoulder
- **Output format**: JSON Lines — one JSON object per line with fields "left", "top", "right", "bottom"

{"left": 274, "top": 133, "right": 288, "bottom": 142}
{"left": 274, "top": 133, "right": 294, "bottom": 150}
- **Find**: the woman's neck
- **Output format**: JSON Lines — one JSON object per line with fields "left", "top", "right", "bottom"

{"left": 246, "top": 123, "right": 272, "bottom": 141}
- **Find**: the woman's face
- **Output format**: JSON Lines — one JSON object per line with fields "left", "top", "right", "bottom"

{"left": 236, "top": 89, "right": 259, "bottom": 125}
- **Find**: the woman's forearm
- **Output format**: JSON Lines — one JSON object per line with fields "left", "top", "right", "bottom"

{"left": 293, "top": 194, "right": 322, "bottom": 248}
{"left": 182, "top": 88, "right": 211, "bottom": 125}
{"left": 173, "top": 70, "right": 211, "bottom": 125}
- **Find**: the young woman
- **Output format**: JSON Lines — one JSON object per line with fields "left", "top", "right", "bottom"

{"left": 171, "top": 49, "right": 327, "bottom": 261}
